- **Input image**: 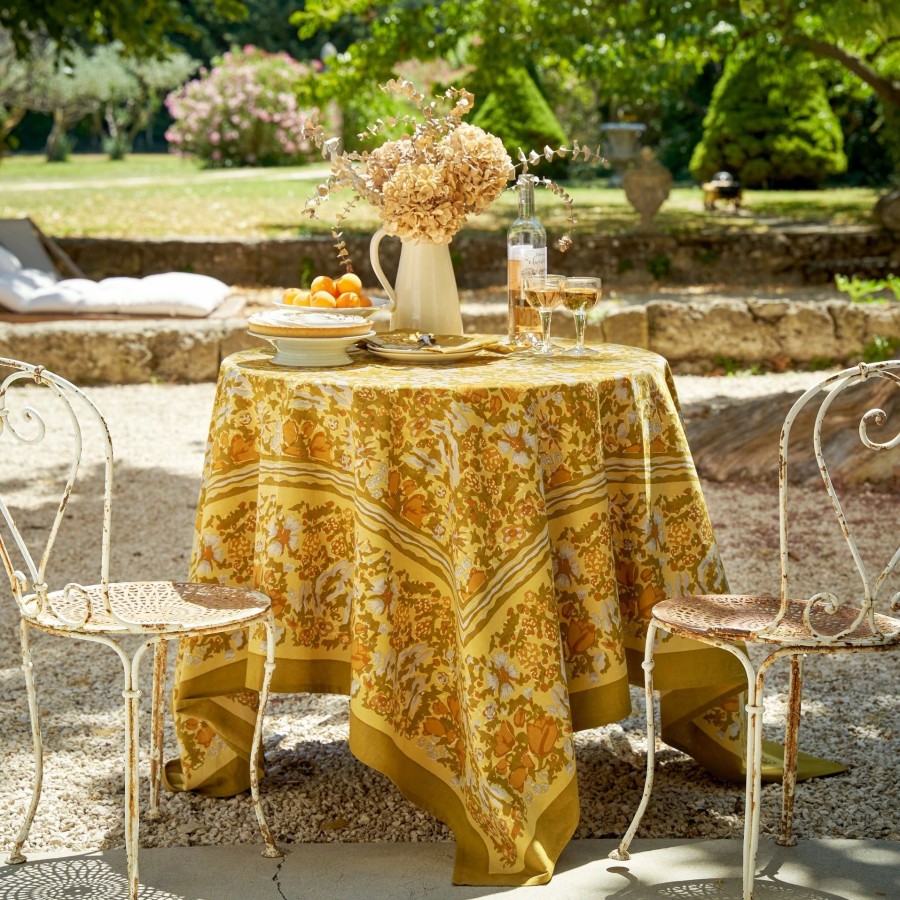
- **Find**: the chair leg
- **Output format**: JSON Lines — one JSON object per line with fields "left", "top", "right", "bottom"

{"left": 146, "top": 639, "right": 168, "bottom": 821}
{"left": 609, "top": 619, "right": 660, "bottom": 861}
{"left": 6, "top": 621, "right": 44, "bottom": 865}
{"left": 776, "top": 655, "right": 803, "bottom": 847}
{"left": 121, "top": 643, "right": 153, "bottom": 900}
{"left": 251, "top": 611, "right": 282, "bottom": 858}
{"left": 741, "top": 663, "right": 768, "bottom": 900}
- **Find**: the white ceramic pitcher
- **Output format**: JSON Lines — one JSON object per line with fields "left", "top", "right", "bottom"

{"left": 369, "top": 227, "right": 463, "bottom": 335}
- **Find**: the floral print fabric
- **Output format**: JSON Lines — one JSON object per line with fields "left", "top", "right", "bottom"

{"left": 167, "top": 345, "right": 748, "bottom": 885}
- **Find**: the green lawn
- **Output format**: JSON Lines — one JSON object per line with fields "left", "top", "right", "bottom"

{"left": 0, "top": 153, "right": 201, "bottom": 183}
{"left": 0, "top": 152, "right": 881, "bottom": 239}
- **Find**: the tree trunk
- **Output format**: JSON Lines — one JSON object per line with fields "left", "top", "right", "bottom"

{"left": 800, "top": 36, "right": 900, "bottom": 109}
{"left": 1, "top": 107, "right": 26, "bottom": 152}
{"left": 45, "top": 108, "right": 69, "bottom": 161}
{"left": 685, "top": 378, "right": 900, "bottom": 488}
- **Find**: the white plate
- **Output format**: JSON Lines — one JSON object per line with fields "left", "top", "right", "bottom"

{"left": 253, "top": 330, "right": 375, "bottom": 368}
{"left": 364, "top": 345, "right": 482, "bottom": 364}
{"left": 274, "top": 296, "right": 391, "bottom": 320}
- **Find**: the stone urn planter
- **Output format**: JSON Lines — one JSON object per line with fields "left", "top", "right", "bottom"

{"left": 622, "top": 148, "right": 673, "bottom": 232}
{"left": 600, "top": 121, "right": 646, "bottom": 184}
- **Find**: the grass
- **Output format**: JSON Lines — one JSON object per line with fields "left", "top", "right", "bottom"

{"left": 0, "top": 152, "right": 882, "bottom": 239}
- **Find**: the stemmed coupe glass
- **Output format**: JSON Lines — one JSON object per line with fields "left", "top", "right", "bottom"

{"left": 562, "top": 276, "right": 602, "bottom": 356}
{"left": 522, "top": 274, "right": 565, "bottom": 355}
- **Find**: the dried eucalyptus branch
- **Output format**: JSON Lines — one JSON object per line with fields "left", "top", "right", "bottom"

{"left": 515, "top": 141, "right": 605, "bottom": 252}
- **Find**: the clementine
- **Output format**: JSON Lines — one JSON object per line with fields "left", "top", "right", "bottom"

{"left": 310, "top": 290, "right": 338, "bottom": 307}
{"left": 310, "top": 275, "right": 337, "bottom": 296}
{"left": 335, "top": 272, "right": 363, "bottom": 295}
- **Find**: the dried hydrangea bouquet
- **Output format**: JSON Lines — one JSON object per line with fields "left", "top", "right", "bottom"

{"left": 302, "top": 79, "right": 596, "bottom": 334}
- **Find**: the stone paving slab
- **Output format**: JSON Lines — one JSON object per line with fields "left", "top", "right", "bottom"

{"left": 1, "top": 840, "right": 896, "bottom": 899}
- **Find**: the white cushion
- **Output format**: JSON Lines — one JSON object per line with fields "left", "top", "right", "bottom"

{"left": 0, "top": 269, "right": 60, "bottom": 313}
{"left": 100, "top": 273, "right": 230, "bottom": 317}
{"left": 0, "top": 245, "right": 23, "bottom": 274}
{"left": 0, "top": 269, "right": 230, "bottom": 317}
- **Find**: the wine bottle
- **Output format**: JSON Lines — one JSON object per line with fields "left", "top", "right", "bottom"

{"left": 507, "top": 175, "right": 547, "bottom": 344}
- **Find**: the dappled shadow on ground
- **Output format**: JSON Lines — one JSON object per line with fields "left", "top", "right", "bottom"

{"left": 0, "top": 855, "right": 183, "bottom": 900}
{"left": 603, "top": 870, "right": 849, "bottom": 899}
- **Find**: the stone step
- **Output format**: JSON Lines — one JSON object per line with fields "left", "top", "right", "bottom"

{"left": 57, "top": 226, "right": 898, "bottom": 289}
{"left": 1, "top": 294, "right": 898, "bottom": 385}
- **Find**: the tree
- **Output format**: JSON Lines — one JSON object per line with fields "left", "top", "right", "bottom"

{"left": 0, "top": 30, "right": 27, "bottom": 154}
{"left": 472, "top": 68, "right": 568, "bottom": 177}
{"left": 690, "top": 47, "right": 847, "bottom": 188}
{"left": 89, "top": 45, "right": 197, "bottom": 158}
{"left": 0, "top": 38, "right": 104, "bottom": 160}
{"left": 0, "top": 35, "right": 196, "bottom": 160}
{"left": 293, "top": 0, "right": 899, "bottom": 172}
{"left": 0, "top": 0, "right": 247, "bottom": 60}
{"left": 170, "top": 0, "right": 360, "bottom": 66}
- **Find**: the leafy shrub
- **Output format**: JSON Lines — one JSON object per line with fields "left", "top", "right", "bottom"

{"left": 690, "top": 48, "right": 846, "bottom": 188}
{"left": 862, "top": 335, "right": 900, "bottom": 363}
{"left": 835, "top": 274, "right": 900, "bottom": 303}
{"left": 471, "top": 69, "right": 569, "bottom": 178}
{"left": 648, "top": 252, "right": 672, "bottom": 281}
{"left": 341, "top": 83, "right": 417, "bottom": 153}
{"left": 165, "top": 46, "right": 318, "bottom": 167}
{"left": 103, "top": 134, "right": 129, "bottom": 161}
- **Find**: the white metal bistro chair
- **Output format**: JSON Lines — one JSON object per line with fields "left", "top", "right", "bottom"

{"left": 610, "top": 360, "right": 900, "bottom": 899}
{"left": 0, "top": 358, "right": 282, "bottom": 899}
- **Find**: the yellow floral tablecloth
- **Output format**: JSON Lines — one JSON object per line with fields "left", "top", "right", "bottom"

{"left": 165, "top": 343, "right": 829, "bottom": 885}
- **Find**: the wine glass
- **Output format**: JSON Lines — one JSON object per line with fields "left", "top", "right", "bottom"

{"left": 523, "top": 274, "right": 565, "bottom": 355}
{"left": 562, "top": 276, "right": 602, "bottom": 356}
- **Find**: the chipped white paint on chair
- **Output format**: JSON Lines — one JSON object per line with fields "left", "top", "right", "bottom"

{"left": 0, "top": 358, "right": 282, "bottom": 900}
{"left": 610, "top": 360, "right": 900, "bottom": 899}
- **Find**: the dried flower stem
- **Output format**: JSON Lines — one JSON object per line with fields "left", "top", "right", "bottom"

{"left": 515, "top": 142, "right": 604, "bottom": 252}
{"left": 300, "top": 80, "right": 604, "bottom": 267}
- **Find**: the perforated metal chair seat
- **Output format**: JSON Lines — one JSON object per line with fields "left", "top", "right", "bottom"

{"left": 25, "top": 581, "right": 270, "bottom": 635}
{"left": 654, "top": 594, "right": 900, "bottom": 648}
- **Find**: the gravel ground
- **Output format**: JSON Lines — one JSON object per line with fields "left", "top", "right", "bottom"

{"left": 0, "top": 373, "right": 897, "bottom": 859}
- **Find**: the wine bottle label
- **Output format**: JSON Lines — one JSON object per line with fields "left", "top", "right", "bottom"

{"left": 507, "top": 247, "right": 546, "bottom": 340}
{"left": 507, "top": 246, "right": 547, "bottom": 293}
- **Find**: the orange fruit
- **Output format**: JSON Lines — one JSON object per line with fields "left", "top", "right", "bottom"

{"left": 357, "top": 294, "right": 373, "bottom": 307}
{"left": 335, "top": 273, "right": 363, "bottom": 295}
{"left": 310, "top": 290, "right": 337, "bottom": 308}
{"left": 310, "top": 275, "right": 337, "bottom": 297}
{"left": 283, "top": 287, "right": 310, "bottom": 306}
{"left": 336, "top": 291, "right": 361, "bottom": 308}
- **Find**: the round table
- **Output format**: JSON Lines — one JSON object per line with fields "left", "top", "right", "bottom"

{"left": 166, "top": 343, "right": 750, "bottom": 885}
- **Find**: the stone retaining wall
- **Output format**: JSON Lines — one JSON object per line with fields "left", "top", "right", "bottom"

{"left": 3, "top": 297, "right": 898, "bottom": 384}
{"left": 637, "top": 298, "right": 900, "bottom": 371}
{"left": 58, "top": 227, "right": 898, "bottom": 289}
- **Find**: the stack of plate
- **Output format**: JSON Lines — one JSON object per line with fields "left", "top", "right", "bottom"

{"left": 247, "top": 309, "right": 374, "bottom": 368}
{"left": 360, "top": 332, "right": 490, "bottom": 364}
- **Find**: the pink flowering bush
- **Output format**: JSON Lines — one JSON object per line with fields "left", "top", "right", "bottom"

{"left": 165, "top": 46, "right": 318, "bottom": 167}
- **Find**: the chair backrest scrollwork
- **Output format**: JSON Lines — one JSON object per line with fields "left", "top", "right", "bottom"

{"left": 767, "top": 360, "right": 900, "bottom": 644}
{"left": 0, "top": 357, "right": 124, "bottom": 629}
